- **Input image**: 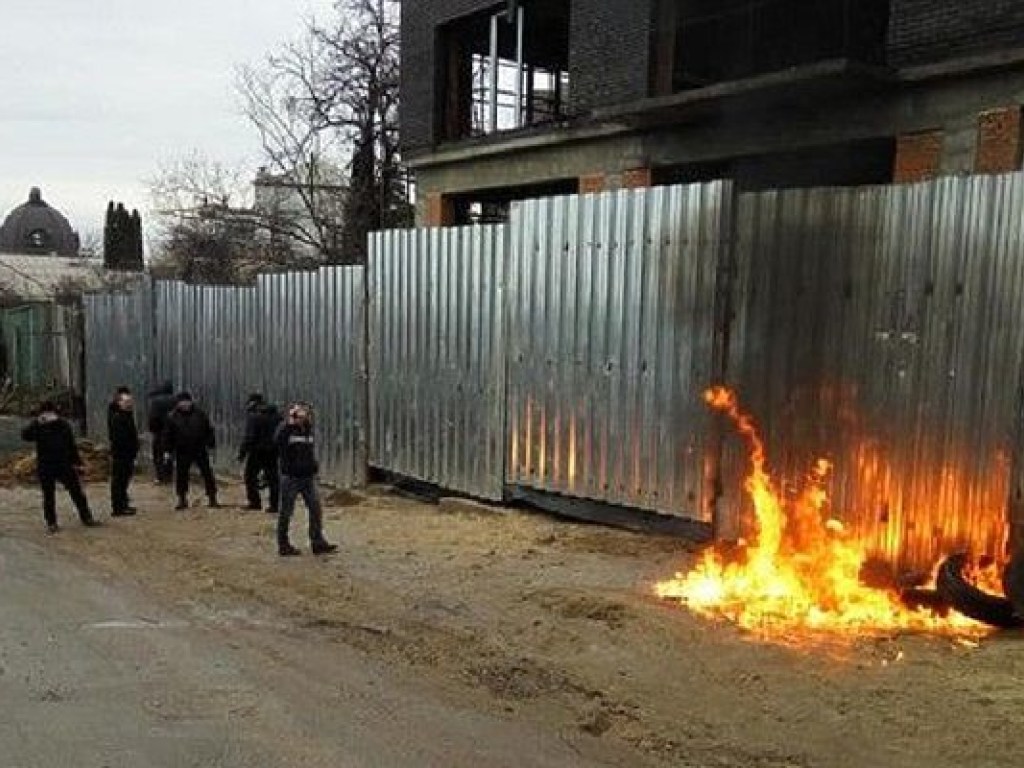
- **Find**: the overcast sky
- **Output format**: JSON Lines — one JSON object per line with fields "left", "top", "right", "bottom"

{"left": 0, "top": 0, "right": 336, "bottom": 242}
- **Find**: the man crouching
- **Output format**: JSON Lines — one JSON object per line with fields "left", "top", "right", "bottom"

{"left": 273, "top": 402, "right": 337, "bottom": 557}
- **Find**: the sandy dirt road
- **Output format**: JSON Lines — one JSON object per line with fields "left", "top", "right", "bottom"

{"left": 2, "top": 476, "right": 1024, "bottom": 767}
{"left": 0, "top": 528, "right": 638, "bottom": 767}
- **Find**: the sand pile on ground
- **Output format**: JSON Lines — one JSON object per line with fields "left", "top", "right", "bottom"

{"left": 0, "top": 441, "right": 110, "bottom": 486}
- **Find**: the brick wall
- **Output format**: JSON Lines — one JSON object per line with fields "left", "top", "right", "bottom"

{"left": 893, "top": 131, "right": 944, "bottom": 183}
{"left": 578, "top": 173, "right": 606, "bottom": 194}
{"left": 400, "top": 0, "right": 655, "bottom": 152}
{"left": 568, "top": 0, "right": 653, "bottom": 113}
{"left": 888, "top": 0, "right": 1024, "bottom": 66}
{"left": 976, "top": 107, "right": 1024, "bottom": 174}
{"left": 423, "top": 192, "right": 458, "bottom": 226}
{"left": 400, "top": 0, "right": 498, "bottom": 153}
{"left": 621, "top": 168, "right": 653, "bottom": 189}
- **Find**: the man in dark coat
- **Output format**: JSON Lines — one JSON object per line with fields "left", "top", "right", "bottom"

{"left": 22, "top": 401, "right": 99, "bottom": 533}
{"left": 107, "top": 389, "right": 139, "bottom": 517}
{"left": 238, "top": 393, "right": 281, "bottom": 513}
{"left": 146, "top": 381, "right": 175, "bottom": 484}
{"left": 162, "top": 392, "right": 219, "bottom": 510}
{"left": 273, "top": 402, "right": 336, "bottom": 556}
{"left": 107, "top": 385, "right": 131, "bottom": 434}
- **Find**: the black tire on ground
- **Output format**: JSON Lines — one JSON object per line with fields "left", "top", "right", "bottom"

{"left": 935, "top": 553, "right": 1024, "bottom": 630}
{"left": 1001, "top": 555, "right": 1024, "bottom": 618}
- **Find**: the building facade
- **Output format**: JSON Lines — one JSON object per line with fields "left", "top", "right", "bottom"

{"left": 402, "top": 0, "right": 1024, "bottom": 224}
{"left": 253, "top": 167, "right": 346, "bottom": 262}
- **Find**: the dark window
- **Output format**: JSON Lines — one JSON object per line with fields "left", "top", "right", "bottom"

{"left": 26, "top": 229, "right": 49, "bottom": 250}
{"left": 446, "top": 178, "right": 578, "bottom": 225}
{"left": 655, "top": 138, "right": 897, "bottom": 191}
{"left": 437, "top": 1, "right": 570, "bottom": 142}
{"left": 652, "top": 0, "right": 891, "bottom": 94}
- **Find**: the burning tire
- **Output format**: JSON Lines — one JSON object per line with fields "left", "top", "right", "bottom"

{"left": 936, "top": 553, "right": 1024, "bottom": 629}
{"left": 898, "top": 587, "right": 951, "bottom": 616}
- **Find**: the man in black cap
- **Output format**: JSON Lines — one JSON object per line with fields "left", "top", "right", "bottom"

{"left": 108, "top": 389, "right": 139, "bottom": 517}
{"left": 162, "top": 392, "right": 219, "bottom": 510}
{"left": 22, "top": 400, "right": 99, "bottom": 533}
{"left": 147, "top": 380, "right": 175, "bottom": 484}
{"left": 238, "top": 393, "right": 281, "bottom": 513}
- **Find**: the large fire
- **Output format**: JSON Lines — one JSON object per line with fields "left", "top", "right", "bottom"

{"left": 656, "top": 387, "right": 1001, "bottom": 637}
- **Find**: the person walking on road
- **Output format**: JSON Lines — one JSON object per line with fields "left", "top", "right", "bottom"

{"left": 22, "top": 401, "right": 99, "bottom": 534}
{"left": 274, "top": 403, "right": 337, "bottom": 557}
{"left": 147, "top": 381, "right": 175, "bottom": 484}
{"left": 239, "top": 393, "right": 281, "bottom": 513}
{"left": 108, "top": 389, "right": 139, "bottom": 517}
{"left": 163, "top": 392, "right": 219, "bottom": 510}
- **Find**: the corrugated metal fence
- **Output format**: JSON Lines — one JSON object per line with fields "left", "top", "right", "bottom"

{"left": 85, "top": 268, "right": 365, "bottom": 488}
{"left": 368, "top": 226, "right": 507, "bottom": 500}
{"left": 83, "top": 278, "right": 153, "bottom": 438}
{"left": 83, "top": 173, "right": 1024, "bottom": 572}
{"left": 726, "top": 174, "right": 1024, "bottom": 572}
{"left": 506, "top": 183, "right": 730, "bottom": 520}
{"left": 152, "top": 267, "right": 366, "bottom": 487}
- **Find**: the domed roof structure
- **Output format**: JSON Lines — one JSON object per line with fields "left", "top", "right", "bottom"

{"left": 0, "top": 187, "right": 80, "bottom": 256}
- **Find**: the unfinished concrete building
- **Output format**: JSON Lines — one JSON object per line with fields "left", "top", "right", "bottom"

{"left": 401, "top": 0, "right": 1024, "bottom": 225}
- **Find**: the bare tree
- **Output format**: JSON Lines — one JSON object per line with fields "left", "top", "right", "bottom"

{"left": 147, "top": 152, "right": 306, "bottom": 284}
{"left": 149, "top": 151, "right": 249, "bottom": 216}
{"left": 78, "top": 228, "right": 103, "bottom": 259}
{"left": 236, "top": 0, "right": 410, "bottom": 265}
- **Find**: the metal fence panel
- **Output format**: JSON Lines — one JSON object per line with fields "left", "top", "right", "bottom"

{"left": 506, "top": 182, "right": 732, "bottom": 520}
{"left": 368, "top": 226, "right": 507, "bottom": 500}
{"left": 83, "top": 278, "right": 153, "bottom": 440}
{"left": 152, "top": 268, "right": 366, "bottom": 487}
{"left": 726, "top": 173, "right": 1024, "bottom": 573}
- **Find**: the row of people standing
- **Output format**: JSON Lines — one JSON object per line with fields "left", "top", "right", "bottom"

{"left": 22, "top": 387, "right": 335, "bottom": 556}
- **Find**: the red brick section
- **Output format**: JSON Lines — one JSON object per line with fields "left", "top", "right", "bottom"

{"left": 579, "top": 173, "right": 606, "bottom": 194}
{"left": 976, "top": 107, "right": 1024, "bottom": 175}
{"left": 893, "top": 130, "right": 944, "bottom": 183}
{"left": 621, "top": 167, "right": 653, "bottom": 189}
{"left": 424, "top": 192, "right": 455, "bottom": 227}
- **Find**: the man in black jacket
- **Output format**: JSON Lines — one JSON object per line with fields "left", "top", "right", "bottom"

{"left": 239, "top": 393, "right": 281, "bottom": 513}
{"left": 273, "top": 403, "right": 337, "bottom": 556}
{"left": 162, "top": 392, "right": 219, "bottom": 510}
{"left": 22, "top": 401, "right": 99, "bottom": 533}
{"left": 108, "top": 389, "right": 139, "bottom": 517}
{"left": 107, "top": 385, "right": 131, "bottom": 434}
{"left": 147, "top": 381, "right": 175, "bottom": 484}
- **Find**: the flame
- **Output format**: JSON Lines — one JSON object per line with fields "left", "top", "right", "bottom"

{"left": 567, "top": 414, "right": 578, "bottom": 487}
{"left": 657, "top": 387, "right": 1002, "bottom": 638}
